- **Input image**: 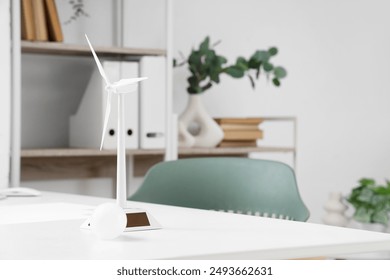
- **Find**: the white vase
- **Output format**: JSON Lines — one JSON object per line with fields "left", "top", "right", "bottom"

{"left": 178, "top": 95, "right": 224, "bottom": 148}
{"left": 322, "top": 192, "right": 349, "bottom": 227}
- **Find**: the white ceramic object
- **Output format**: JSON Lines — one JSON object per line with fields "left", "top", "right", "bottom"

{"left": 322, "top": 192, "right": 349, "bottom": 227}
{"left": 178, "top": 95, "right": 224, "bottom": 148}
{"left": 178, "top": 120, "right": 195, "bottom": 147}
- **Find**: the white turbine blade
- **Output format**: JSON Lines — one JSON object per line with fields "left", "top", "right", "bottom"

{"left": 112, "top": 77, "right": 148, "bottom": 89}
{"left": 100, "top": 90, "right": 113, "bottom": 151}
{"left": 85, "top": 34, "right": 110, "bottom": 86}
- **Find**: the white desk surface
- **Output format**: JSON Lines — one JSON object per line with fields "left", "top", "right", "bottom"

{"left": 1, "top": 192, "right": 390, "bottom": 260}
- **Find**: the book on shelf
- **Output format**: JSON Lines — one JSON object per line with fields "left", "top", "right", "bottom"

{"left": 21, "top": 0, "right": 35, "bottom": 40}
{"left": 21, "top": 0, "right": 63, "bottom": 42}
{"left": 219, "top": 123, "right": 260, "bottom": 131}
{"left": 223, "top": 129, "right": 263, "bottom": 141}
{"left": 218, "top": 140, "right": 258, "bottom": 148}
{"left": 214, "top": 117, "right": 263, "bottom": 125}
{"left": 44, "top": 0, "right": 63, "bottom": 42}
{"left": 31, "top": 0, "right": 48, "bottom": 41}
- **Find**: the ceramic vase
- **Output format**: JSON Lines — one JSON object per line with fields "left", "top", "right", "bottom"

{"left": 178, "top": 95, "right": 224, "bottom": 148}
{"left": 322, "top": 192, "right": 349, "bottom": 227}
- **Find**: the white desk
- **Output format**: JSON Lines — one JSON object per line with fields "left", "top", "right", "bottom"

{"left": 1, "top": 192, "right": 390, "bottom": 260}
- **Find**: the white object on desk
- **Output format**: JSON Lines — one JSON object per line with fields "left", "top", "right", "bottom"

{"left": 2, "top": 192, "right": 390, "bottom": 260}
{"left": 80, "top": 207, "right": 161, "bottom": 232}
{"left": 83, "top": 35, "right": 159, "bottom": 233}
{"left": 89, "top": 203, "right": 126, "bottom": 239}
{"left": 0, "top": 187, "right": 41, "bottom": 197}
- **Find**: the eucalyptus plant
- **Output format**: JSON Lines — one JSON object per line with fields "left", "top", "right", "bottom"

{"left": 174, "top": 36, "right": 287, "bottom": 94}
{"left": 347, "top": 178, "right": 390, "bottom": 225}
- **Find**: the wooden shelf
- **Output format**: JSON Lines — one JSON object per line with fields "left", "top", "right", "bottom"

{"left": 21, "top": 41, "right": 166, "bottom": 57}
{"left": 21, "top": 146, "right": 295, "bottom": 158}
{"left": 20, "top": 147, "right": 295, "bottom": 181}
{"left": 21, "top": 148, "right": 164, "bottom": 158}
{"left": 180, "top": 146, "right": 295, "bottom": 155}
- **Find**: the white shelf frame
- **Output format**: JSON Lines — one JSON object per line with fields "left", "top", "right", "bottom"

{"left": 11, "top": 0, "right": 21, "bottom": 188}
{"left": 10, "top": 0, "right": 175, "bottom": 188}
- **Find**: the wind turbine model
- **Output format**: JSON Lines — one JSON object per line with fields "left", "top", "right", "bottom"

{"left": 85, "top": 34, "right": 145, "bottom": 208}
{"left": 81, "top": 35, "right": 160, "bottom": 234}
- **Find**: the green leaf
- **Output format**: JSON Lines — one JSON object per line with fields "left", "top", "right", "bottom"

{"left": 224, "top": 66, "right": 245, "bottom": 78}
{"left": 272, "top": 78, "right": 280, "bottom": 87}
{"left": 201, "top": 82, "right": 213, "bottom": 92}
{"left": 188, "top": 51, "right": 201, "bottom": 68}
{"left": 248, "top": 58, "right": 260, "bottom": 69}
{"left": 372, "top": 210, "right": 389, "bottom": 225}
{"left": 354, "top": 207, "right": 373, "bottom": 223}
{"left": 374, "top": 186, "right": 390, "bottom": 195}
{"left": 250, "top": 50, "right": 271, "bottom": 63}
{"left": 359, "top": 178, "right": 376, "bottom": 187}
{"left": 273, "top": 67, "right": 287, "bottom": 79}
{"left": 209, "top": 70, "right": 220, "bottom": 83}
{"left": 187, "top": 76, "right": 198, "bottom": 87}
{"left": 199, "top": 36, "right": 210, "bottom": 52}
{"left": 357, "top": 188, "right": 374, "bottom": 203}
{"left": 268, "top": 47, "right": 278, "bottom": 56}
{"left": 263, "top": 62, "right": 274, "bottom": 72}
{"left": 235, "top": 57, "right": 248, "bottom": 71}
{"left": 217, "top": 55, "right": 228, "bottom": 65}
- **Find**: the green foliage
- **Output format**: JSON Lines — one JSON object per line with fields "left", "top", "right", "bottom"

{"left": 175, "top": 36, "right": 287, "bottom": 94}
{"left": 346, "top": 178, "right": 390, "bottom": 225}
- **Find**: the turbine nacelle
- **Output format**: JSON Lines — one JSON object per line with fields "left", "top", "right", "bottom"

{"left": 106, "top": 77, "right": 148, "bottom": 94}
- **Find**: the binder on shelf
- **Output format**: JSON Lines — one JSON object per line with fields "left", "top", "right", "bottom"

{"left": 139, "top": 56, "right": 166, "bottom": 149}
{"left": 70, "top": 61, "right": 139, "bottom": 150}
{"left": 122, "top": 61, "right": 140, "bottom": 149}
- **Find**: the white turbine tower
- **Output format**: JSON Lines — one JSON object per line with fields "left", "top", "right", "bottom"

{"left": 85, "top": 34, "right": 147, "bottom": 208}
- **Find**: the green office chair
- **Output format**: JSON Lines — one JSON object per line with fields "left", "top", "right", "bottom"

{"left": 129, "top": 157, "right": 309, "bottom": 222}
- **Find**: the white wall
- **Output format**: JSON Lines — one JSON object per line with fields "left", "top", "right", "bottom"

{"left": 57, "top": 0, "right": 114, "bottom": 45}
{"left": 0, "top": 0, "right": 11, "bottom": 188}
{"left": 21, "top": 0, "right": 390, "bottom": 223}
{"left": 169, "top": 0, "right": 390, "bottom": 223}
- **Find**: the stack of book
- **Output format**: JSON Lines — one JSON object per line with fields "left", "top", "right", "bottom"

{"left": 21, "top": 0, "right": 63, "bottom": 42}
{"left": 215, "top": 118, "right": 264, "bottom": 147}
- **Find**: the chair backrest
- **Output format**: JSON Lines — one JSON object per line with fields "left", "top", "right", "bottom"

{"left": 129, "top": 157, "right": 309, "bottom": 221}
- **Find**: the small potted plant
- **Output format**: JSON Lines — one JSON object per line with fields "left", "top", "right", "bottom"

{"left": 174, "top": 36, "right": 287, "bottom": 147}
{"left": 346, "top": 178, "right": 390, "bottom": 231}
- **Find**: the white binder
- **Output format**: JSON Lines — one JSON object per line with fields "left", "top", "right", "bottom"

{"left": 70, "top": 61, "right": 139, "bottom": 149}
{"left": 121, "top": 62, "right": 139, "bottom": 149}
{"left": 139, "top": 56, "right": 166, "bottom": 149}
